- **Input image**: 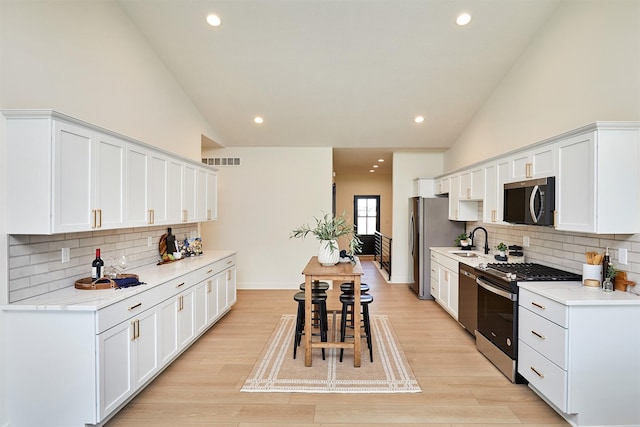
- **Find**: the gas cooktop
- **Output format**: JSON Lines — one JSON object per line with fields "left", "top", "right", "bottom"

{"left": 477, "top": 262, "right": 582, "bottom": 283}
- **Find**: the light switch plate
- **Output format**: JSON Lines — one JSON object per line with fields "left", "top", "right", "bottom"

{"left": 619, "top": 248, "right": 628, "bottom": 265}
{"left": 61, "top": 247, "right": 70, "bottom": 263}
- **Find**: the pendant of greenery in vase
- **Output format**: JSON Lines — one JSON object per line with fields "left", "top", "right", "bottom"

{"left": 290, "top": 212, "right": 363, "bottom": 266}
{"left": 318, "top": 239, "right": 339, "bottom": 266}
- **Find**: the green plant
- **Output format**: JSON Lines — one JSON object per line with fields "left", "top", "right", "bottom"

{"left": 455, "top": 233, "right": 468, "bottom": 246}
{"left": 606, "top": 263, "right": 617, "bottom": 279}
{"left": 290, "top": 211, "right": 363, "bottom": 255}
{"left": 496, "top": 242, "right": 508, "bottom": 252}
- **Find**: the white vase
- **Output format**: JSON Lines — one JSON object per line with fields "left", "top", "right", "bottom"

{"left": 318, "top": 240, "right": 339, "bottom": 266}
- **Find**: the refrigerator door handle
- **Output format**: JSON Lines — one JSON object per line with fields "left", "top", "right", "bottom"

{"left": 410, "top": 212, "right": 415, "bottom": 257}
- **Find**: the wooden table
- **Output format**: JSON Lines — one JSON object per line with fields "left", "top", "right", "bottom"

{"left": 301, "top": 256, "right": 364, "bottom": 367}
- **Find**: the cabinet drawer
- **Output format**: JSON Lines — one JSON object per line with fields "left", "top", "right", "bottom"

{"left": 193, "top": 255, "right": 236, "bottom": 283}
{"left": 519, "top": 288, "right": 568, "bottom": 327}
{"left": 439, "top": 254, "right": 459, "bottom": 272}
{"left": 96, "top": 275, "right": 191, "bottom": 334}
{"left": 518, "top": 341, "right": 568, "bottom": 412}
{"left": 519, "top": 307, "right": 568, "bottom": 369}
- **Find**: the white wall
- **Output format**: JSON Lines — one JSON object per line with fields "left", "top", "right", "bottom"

{"left": 0, "top": 0, "right": 217, "bottom": 161}
{"left": 200, "top": 147, "right": 333, "bottom": 289}
{"left": 445, "top": 0, "right": 640, "bottom": 172}
{"left": 390, "top": 151, "right": 445, "bottom": 283}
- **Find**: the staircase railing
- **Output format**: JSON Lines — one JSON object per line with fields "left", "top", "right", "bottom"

{"left": 374, "top": 231, "right": 392, "bottom": 280}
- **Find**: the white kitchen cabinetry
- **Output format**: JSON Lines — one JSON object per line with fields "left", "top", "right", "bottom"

{"left": 2, "top": 253, "right": 237, "bottom": 427}
{"left": 434, "top": 177, "right": 450, "bottom": 195}
{"left": 555, "top": 124, "right": 640, "bottom": 233}
{"left": 448, "top": 175, "right": 479, "bottom": 221}
{"left": 482, "top": 159, "right": 510, "bottom": 224}
{"left": 429, "top": 250, "right": 459, "bottom": 319}
{"left": 518, "top": 286, "right": 640, "bottom": 427}
{"left": 183, "top": 163, "right": 197, "bottom": 223}
{"left": 4, "top": 110, "right": 218, "bottom": 234}
{"left": 509, "top": 143, "right": 556, "bottom": 181}
{"left": 459, "top": 167, "right": 484, "bottom": 200}
{"left": 98, "top": 303, "right": 160, "bottom": 419}
{"left": 206, "top": 170, "right": 218, "bottom": 221}
{"left": 126, "top": 144, "right": 151, "bottom": 227}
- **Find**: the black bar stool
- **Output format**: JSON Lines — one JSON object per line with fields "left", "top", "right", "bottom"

{"left": 293, "top": 291, "right": 328, "bottom": 360}
{"left": 340, "top": 281, "right": 370, "bottom": 295}
{"left": 339, "top": 292, "right": 374, "bottom": 363}
{"left": 299, "top": 280, "right": 330, "bottom": 292}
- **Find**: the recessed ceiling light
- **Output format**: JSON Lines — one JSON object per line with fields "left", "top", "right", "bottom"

{"left": 414, "top": 115, "right": 425, "bottom": 123}
{"left": 369, "top": 169, "right": 375, "bottom": 173}
{"left": 206, "top": 14, "right": 222, "bottom": 27}
{"left": 378, "top": 159, "right": 384, "bottom": 163}
{"left": 253, "top": 116, "right": 264, "bottom": 124}
{"left": 373, "top": 165, "right": 379, "bottom": 168}
{"left": 456, "top": 13, "right": 471, "bottom": 26}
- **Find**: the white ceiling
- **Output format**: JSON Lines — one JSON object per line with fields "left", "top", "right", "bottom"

{"left": 119, "top": 0, "right": 559, "bottom": 174}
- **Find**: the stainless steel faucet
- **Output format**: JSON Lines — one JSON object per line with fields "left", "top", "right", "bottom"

{"left": 469, "top": 226, "right": 490, "bottom": 254}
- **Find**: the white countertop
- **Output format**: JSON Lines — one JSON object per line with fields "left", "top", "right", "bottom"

{"left": 1, "top": 250, "right": 237, "bottom": 312}
{"left": 520, "top": 281, "right": 640, "bottom": 306}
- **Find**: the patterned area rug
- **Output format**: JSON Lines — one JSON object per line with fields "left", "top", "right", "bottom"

{"left": 241, "top": 314, "right": 421, "bottom": 393}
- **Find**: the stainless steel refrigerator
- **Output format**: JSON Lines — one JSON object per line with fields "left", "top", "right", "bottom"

{"left": 409, "top": 197, "right": 464, "bottom": 299}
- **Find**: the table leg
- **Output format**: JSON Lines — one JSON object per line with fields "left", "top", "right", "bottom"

{"left": 353, "top": 275, "right": 361, "bottom": 367}
{"left": 304, "top": 275, "right": 313, "bottom": 367}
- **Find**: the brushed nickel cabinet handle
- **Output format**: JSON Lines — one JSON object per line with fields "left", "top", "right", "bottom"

{"left": 531, "top": 330, "right": 545, "bottom": 339}
{"left": 530, "top": 366, "right": 544, "bottom": 378}
{"left": 128, "top": 302, "right": 142, "bottom": 311}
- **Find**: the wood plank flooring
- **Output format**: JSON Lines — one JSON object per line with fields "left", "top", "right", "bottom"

{"left": 106, "top": 261, "right": 568, "bottom": 426}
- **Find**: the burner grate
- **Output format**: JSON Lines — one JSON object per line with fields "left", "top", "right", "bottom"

{"left": 486, "top": 262, "right": 581, "bottom": 281}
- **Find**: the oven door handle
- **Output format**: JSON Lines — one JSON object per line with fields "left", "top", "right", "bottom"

{"left": 476, "top": 277, "right": 517, "bottom": 301}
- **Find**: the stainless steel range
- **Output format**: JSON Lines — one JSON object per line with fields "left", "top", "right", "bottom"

{"left": 474, "top": 263, "right": 581, "bottom": 383}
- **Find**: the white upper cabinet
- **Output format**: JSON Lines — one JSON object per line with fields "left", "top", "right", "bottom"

{"left": 482, "top": 159, "right": 510, "bottom": 224}
{"left": 448, "top": 174, "right": 479, "bottom": 221}
{"left": 509, "top": 143, "right": 556, "bottom": 181}
{"left": 4, "top": 110, "right": 218, "bottom": 234}
{"left": 434, "top": 177, "right": 450, "bottom": 195}
{"left": 555, "top": 124, "right": 640, "bottom": 233}
{"left": 459, "top": 167, "right": 485, "bottom": 200}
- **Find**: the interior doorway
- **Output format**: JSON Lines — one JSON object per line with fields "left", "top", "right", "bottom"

{"left": 354, "top": 195, "right": 380, "bottom": 255}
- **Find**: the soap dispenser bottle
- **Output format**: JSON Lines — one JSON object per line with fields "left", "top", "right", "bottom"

{"left": 602, "top": 247, "right": 611, "bottom": 289}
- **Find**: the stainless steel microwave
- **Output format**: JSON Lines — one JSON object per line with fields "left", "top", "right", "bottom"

{"left": 503, "top": 177, "right": 555, "bottom": 226}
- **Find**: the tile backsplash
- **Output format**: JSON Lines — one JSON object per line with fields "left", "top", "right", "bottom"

{"left": 466, "top": 216, "right": 640, "bottom": 293}
{"left": 8, "top": 224, "right": 198, "bottom": 303}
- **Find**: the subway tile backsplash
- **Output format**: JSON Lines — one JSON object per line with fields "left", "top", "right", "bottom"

{"left": 467, "top": 206, "right": 640, "bottom": 291}
{"left": 8, "top": 224, "right": 198, "bottom": 303}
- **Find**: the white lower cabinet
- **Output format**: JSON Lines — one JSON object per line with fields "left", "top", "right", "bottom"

{"left": 429, "top": 250, "right": 459, "bottom": 319}
{"left": 2, "top": 254, "right": 237, "bottom": 427}
{"left": 518, "top": 287, "right": 640, "bottom": 427}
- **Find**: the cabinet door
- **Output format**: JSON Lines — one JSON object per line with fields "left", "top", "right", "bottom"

{"left": 556, "top": 132, "right": 595, "bottom": 232}
{"left": 160, "top": 297, "right": 179, "bottom": 364}
{"left": 439, "top": 266, "right": 450, "bottom": 308}
{"left": 483, "top": 160, "right": 509, "bottom": 224}
{"left": 196, "top": 168, "right": 208, "bottom": 221}
{"left": 217, "top": 273, "right": 228, "bottom": 314}
{"left": 183, "top": 164, "right": 197, "bottom": 223}
{"left": 206, "top": 170, "right": 218, "bottom": 221}
{"left": 194, "top": 280, "right": 208, "bottom": 335}
{"left": 53, "top": 121, "right": 94, "bottom": 232}
{"left": 178, "top": 289, "right": 196, "bottom": 348}
{"left": 149, "top": 152, "right": 168, "bottom": 225}
{"left": 166, "top": 160, "right": 183, "bottom": 224}
{"left": 470, "top": 167, "right": 485, "bottom": 199}
{"left": 510, "top": 144, "right": 556, "bottom": 181}
{"left": 448, "top": 270, "right": 459, "bottom": 320}
{"left": 225, "top": 267, "right": 237, "bottom": 307}
{"left": 98, "top": 320, "right": 133, "bottom": 419}
{"left": 94, "top": 133, "right": 126, "bottom": 229}
{"left": 448, "top": 175, "right": 460, "bottom": 220}
{"left": 134, "top": 307, "right": 160, "bottom": 388}
{"left": 206, "top": 276, "right": 220, "bottom": 324}
{"left": 126, "top": 145, "right": 150, "bottom": 227}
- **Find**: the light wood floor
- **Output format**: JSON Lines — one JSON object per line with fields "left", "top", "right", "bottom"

{"left": 106, "top": 261, "right": 568, "bottom": 426}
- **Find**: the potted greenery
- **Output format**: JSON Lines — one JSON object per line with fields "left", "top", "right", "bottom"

{"left": 290, "top": 211, "right": 362, "bottom": 265}
{"left": 455, "top": 232, "right": 470, "bottom": 248}
{"left": 496, "top": 242, "right": 508, "bottom": 257}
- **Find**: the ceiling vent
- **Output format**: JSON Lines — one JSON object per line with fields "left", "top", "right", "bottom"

{"left": 202, "top": 157, "right": 241, "bottom": 166}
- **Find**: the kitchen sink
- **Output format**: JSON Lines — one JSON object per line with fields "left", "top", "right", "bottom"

{"left": 449, "top": 251, "right": 479, "bottom": 258}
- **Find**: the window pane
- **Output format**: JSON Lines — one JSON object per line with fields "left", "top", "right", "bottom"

{"left": 357, "top": 218, "right": 366, "bottom": 232}
{"left": 367, "top": 200, "right": 377, "bottom": 216}
{"left": 366, "top": 217, "right": 376, "bottom": 234}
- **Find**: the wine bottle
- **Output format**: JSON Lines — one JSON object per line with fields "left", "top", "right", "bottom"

{"left": 92, "top": 248, "right": 104, "bottom": 280}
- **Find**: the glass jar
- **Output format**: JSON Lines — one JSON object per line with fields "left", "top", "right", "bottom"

{"left": 603, "top": 277, "right": 614, "bottom": 292}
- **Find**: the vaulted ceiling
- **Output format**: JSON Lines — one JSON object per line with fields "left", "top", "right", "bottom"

{"left": 119, "top": 0, "right": 560, "bottom": 174}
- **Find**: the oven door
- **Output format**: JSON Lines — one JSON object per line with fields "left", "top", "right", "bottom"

{"left": 476, "top": 276, "right": 518, "bottom": 359}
